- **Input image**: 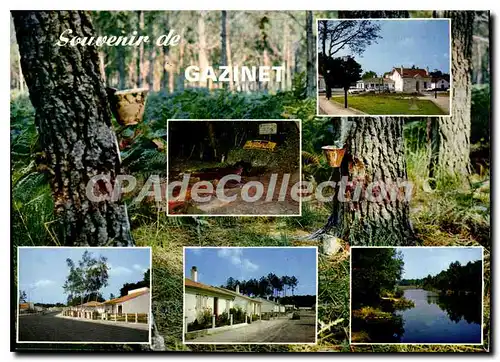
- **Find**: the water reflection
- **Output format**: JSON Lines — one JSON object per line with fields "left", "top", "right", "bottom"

{"left": 352, "top": 289, "right": 482, "bottom": 344}
{"left": 426, "top": 292, "right": 482, "bottom": 324}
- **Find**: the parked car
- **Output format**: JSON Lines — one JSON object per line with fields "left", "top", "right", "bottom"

{"left": 348, "top": 88, "right": 363, "bottom": 94}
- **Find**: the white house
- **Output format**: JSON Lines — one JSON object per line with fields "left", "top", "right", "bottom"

{"left": 252, "top": 296, "right": 285, "bottom": 313}
{"left": 430, "top": 77, "right": 450, "bottom": 90}
{"left": 102, "top": 287, "right": 150, "bottom": 315}
{"left": 356, "top": 77, "right": 395, "bottom": 91}
{"left": 215, "top": 285, "right": 262, "bottom": 316}
{"left": 184, "top": 267, "right": 235, "bottom": 324}
{"left": 386, "top": 66, "right": 431, "bottom": 93}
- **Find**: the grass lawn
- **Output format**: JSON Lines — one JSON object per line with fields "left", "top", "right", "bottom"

{"left": 331, "top": 94, "right": 446, "bottom": 115}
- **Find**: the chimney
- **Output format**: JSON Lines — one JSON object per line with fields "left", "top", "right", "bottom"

{"left": 191, "top": 266, "right": 198, "bottom": 282}
{"left": 426, "top": 66, "right": 429, "bottom": 76}
{"left": 235, "top": 284, "right": 240, "bottom": 294}
{"left": 400, "top": 65, "right": 403, "bottom": 76}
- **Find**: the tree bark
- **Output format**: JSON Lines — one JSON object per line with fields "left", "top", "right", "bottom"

{"left": 306, "top": 11, "right": 316, "bottom": 97}
{"left": 313, "top": 10, "right": 413, "bottom": 246}
{"left": 314, "top": 118, "right": 414, "bottom": 245}
{"left": 12, "top": 11, "right": 134, "bottom": 246}
{"left": 430, "top": 11, "right": 474, "bottom": 177}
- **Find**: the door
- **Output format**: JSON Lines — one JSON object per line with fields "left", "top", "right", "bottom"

{"left": 416, "top": 81, "right": 420, "bottom": 92}
{"left": 214, "top": 297, "right": 218, "bottom": 316}
{"left": 118, "top": 305, "right": 122, "bottom": 315}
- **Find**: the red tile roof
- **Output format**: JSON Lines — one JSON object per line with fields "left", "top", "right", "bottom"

{"left": 81, "top": 301, "right": 103, "bottom": 307}
{"left": 185, "top": 278, "right": 235, "bottom": 298}
{"left": 103, "top": 289, "right": 149, "bottom": 305}
{"left": 394, "top": 68, "right": 429, "bottom": 78}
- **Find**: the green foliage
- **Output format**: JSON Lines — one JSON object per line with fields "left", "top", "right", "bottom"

{"left": 471, "top": 84, "right": 490, "bottom": 144}
{"left": 351, "top": 248, "right": 404, "bottom": 308}
{"left": 188, "top": 308, "right": 213, "bottom": 331}
{"left": 11, "top": 94, "right": 58, "bottom": 246}
{"left": 291, "top": 312, "right": 301, "bottom": 320}
{"left": 215, "top": 311, "right": 230, "bottom": 327}
{"left": 229, "top": 306, "right": 245, "bottom": 324}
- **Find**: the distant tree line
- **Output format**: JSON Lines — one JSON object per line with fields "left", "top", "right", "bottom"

{"left": 221, "top": 273, "right": 299, "bottom": 298}
{"left": 119, "top": 269, "right": 150, "bottom": 297}
{"left": 399, "top": 260, "right": 482, "bottom": 294}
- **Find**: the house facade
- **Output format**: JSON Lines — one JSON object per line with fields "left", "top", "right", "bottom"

{"left": 253, "top": 296, "right": 285, "bottom": 313}
{"left": 216, "top": 285, "right": 262, "bottom": 316}
{"left": 184, "top": 267, "right": 235, "bottom": 324}
{"left": 102, "top": 287, "right": 150, "bottom": 315}
{"left": 386, "top": 66, "right": 431, "bottom": 93}
{"left": 431, "top": 77, "right": 450, "bottom": 90}
{"left": 356, "top": 77, "right": 395, "bottom": 91}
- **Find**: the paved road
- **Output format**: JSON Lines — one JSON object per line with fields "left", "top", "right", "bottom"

{"left": 18, "top": 312, "right": 149, "bottom": 343}
{"left": 420, "top": 94, "right": 450, "bottom": 114}
{"left": 188, "top": 310, "right": 316, "bottom": 343}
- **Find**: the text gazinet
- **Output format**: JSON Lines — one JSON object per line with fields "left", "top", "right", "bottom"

{"left": 185, "top": 66, "right": 285, "bottom": 83}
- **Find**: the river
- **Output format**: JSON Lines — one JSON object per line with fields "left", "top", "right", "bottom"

{"left": 394, "top": 289, "right": 482, "bottom": 343}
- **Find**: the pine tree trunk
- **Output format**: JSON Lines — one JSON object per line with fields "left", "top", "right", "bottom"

{"left": 430, "top": 11, "right": 474, "bottom": 177}
{"left": 198, "top": 12, "right": 209, "bottom": 88}
{"left": 314, "top": 119, "right": 414, "bottom": 245}
{"left": 162, "top": 14, "right": 170, "bottom": 91}
{"left": 306, "top": 11, "right": 316, "bottom": 97}
{"left": 220, "top": 10, "right": 228, "bottom": 90}
{"left": 137, "top": 11, "right": 145, "bottom": 88}
{"left": 12, "top": 11, "right": 134, "bottom": 246}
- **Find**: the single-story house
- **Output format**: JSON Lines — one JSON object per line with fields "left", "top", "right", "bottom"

{"left": 430, "top": 77, "right": 450, "bottom": 90}
{"left": 184, "top": 267, "right": 235, "bottom": 324}
{"left": 385, "top": 66, "right": 432, "bottom": 93}
{"left": 215, "top": 285, "right": 262, "bottom": 316}
{"left": 252, "top": 296, "right": 285, "bottom": 313}
{"left": 356, "top": 77, "right": 395, "bottom": 91}
{"left": 102, "top": 287, "right": 150, "bottom": 315}
{"left": 80, "top": 301, "right": 106, "bottom": 316}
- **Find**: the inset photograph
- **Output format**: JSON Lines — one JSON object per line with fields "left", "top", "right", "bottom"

{"left": 17, "top": 247, "right": 151, "bottom": 344}
{"left": 350, "top": 247, "right": 483, "bottom": 345}
{"left": 167, "top": 119, "right": 301, "bottom": 216}
{"left": 317, "top": 19, "right": 451, "bottom": 116}
{"left": 183, "top": 247, "right": 317, "bottom": 344}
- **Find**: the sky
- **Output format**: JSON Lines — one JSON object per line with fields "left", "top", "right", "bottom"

{"left": 397, "top": 247, "right": 482, "bottom": 279}
{"left": 321, "top": 19, "right": 450, "bottom": 76}
{"left": 18, "top": 247, "right": 151, "bottom": 304}
{"left": 184, "top": 247, "right": 317, "bottom": 295}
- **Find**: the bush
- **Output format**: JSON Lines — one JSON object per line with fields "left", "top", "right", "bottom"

{"left": 291, "top": 312, "right": 300, "bottom": 320}
{"left": 229, "top": 306, "right": 245, "bottom": 324}
{"left": 252, "top": 314, "right": 259, "bottom": 322}
{"left": 215, "top": 311, "right": 230, "bottom": 327}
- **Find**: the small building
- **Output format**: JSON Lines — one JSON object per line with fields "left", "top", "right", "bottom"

{"left": 184, "top": 266, "right": 235, "bottom": 324}
{"left": 252, "top": 296, "right": 285, "bottom": 313}
{"left": 356, "top": 77, "right": 395, "bottom": 91}
{"left": 431, "top": 77, "right": 450, "bottom": 90}
{"left": 19, "top": 302, "right": 34, "bottom": 312}
{"left": 102, "top": 287, "right": 150, "bottom": 315}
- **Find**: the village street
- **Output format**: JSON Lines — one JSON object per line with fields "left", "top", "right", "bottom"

{"left": 188, "top": 310, "right": 316, "bottom": 343}
{"left": 18, "top": 312, "right": 149, "bottom": 343}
